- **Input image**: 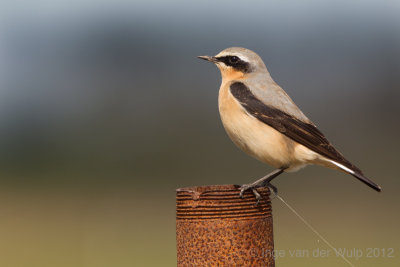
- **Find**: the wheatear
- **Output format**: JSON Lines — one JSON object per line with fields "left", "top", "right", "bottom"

{"left": 198, "top": 47, "right": 381, "bottom": 200}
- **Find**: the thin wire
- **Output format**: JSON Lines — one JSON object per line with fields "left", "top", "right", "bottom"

{"left": 276, "top": 194, "right": 355, "bottom": 267}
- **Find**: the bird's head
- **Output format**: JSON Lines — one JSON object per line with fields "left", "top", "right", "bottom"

{"left": 198, "top": 47, "right": 268, "bottom": 81}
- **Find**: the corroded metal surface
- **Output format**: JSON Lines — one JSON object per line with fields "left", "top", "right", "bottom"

{"left": 176, "top": 184, "right": 274, "bottom": 266}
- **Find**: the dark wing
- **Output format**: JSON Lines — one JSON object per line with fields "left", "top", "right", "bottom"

{"left": 230, "top": 82, "right": 381, "bottom": 192}
{"left": 230, "top": 82, "right": 360, "bottom": 172}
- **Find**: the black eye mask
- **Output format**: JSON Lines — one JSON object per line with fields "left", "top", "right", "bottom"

{"left": 216, "top": 56, "right": 252, "bottom": 73}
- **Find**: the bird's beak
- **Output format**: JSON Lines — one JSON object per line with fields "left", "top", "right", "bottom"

{"left": 197, "top": 55, "right": 219, "bottom": 63}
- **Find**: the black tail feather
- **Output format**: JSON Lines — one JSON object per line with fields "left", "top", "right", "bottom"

{"left": 351, "top": 172, "right": 381, "bottom": 192}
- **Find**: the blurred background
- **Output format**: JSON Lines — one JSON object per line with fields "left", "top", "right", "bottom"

{"left": 0, "top": 0, "right": 399, "bottom": 266}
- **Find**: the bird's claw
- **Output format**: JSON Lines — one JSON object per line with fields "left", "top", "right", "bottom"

{"left": 239, "top": 184, "right": 263, "bottom": 205}
{"left": 239, "top": 182, "right": 278, "bottom": 205}
{"left": 267, "top": 183, "right": 278, "bottom": 198}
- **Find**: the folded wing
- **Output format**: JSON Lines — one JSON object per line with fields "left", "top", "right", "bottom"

{"left": 230, "top": 82, "right": 381, "bottom": 191}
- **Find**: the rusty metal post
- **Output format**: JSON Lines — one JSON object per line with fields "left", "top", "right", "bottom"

{"left": 176, "top": 184, "right": 274, "bottom": 266}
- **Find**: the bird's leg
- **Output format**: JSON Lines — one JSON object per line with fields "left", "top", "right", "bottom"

{"left": 238, "top": 168, "right": 285, "bottom": 203}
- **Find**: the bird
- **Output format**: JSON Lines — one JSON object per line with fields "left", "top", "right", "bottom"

{"left": 198, "top": 47, "right": 381, "bottom": 200}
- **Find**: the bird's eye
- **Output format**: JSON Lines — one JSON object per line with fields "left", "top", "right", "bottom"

{"left": 229, "top": 56, "right": 239, "bottom": 64}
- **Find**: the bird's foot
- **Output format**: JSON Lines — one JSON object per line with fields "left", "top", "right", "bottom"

{"left": 238, "top": 182, "right": 278, "bottom": 205}
{"left": 237, "top": 168, "right": 284, "bottom": 205}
